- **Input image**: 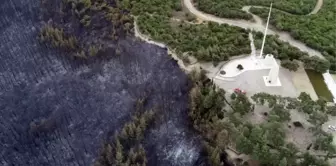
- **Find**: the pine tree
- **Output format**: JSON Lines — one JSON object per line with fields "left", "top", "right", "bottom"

{"left": 236, "top": 134, "right": 253, "bottom": 154}
{"left": 135, "top": 126, "right": 143, "bottom": 140}
{"left": 279, "top": 157, "right": 287, "bottom": 166}
{"left": 209, "top": 147, "right": 221, "bottom": 166}
{"left": 203, "top": 89, "right": 215, "bottom": 109}
{"left": 115, "top": 139, "right": 124, "bottom": 165}
{"left": 106, "top": 144, "right": 114, "bottom": 165}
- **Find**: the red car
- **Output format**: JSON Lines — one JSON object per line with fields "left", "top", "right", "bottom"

{"left": 234, "top": 88, "right": 246, "bottom": 94}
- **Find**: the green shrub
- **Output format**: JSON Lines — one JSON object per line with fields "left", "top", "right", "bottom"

{"left": 302, "top": 56, "right": 330, "bottom": 73}
{"left": 231, "top": 93, "right": 237, "bottom": 100}
{"left": 237, "top": 64, "right": 244, "bottom": 70}
{"left": 281, "top": 59, "right": 299, "bottom": 72}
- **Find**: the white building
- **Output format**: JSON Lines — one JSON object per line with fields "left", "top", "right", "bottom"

{"left": 216, "top": 3, "right": 281, "bottom": 87}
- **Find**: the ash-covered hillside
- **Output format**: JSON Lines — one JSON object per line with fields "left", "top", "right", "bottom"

{"left": 39, "top": 0, "right": 133, "bottom": 57}
{"left": 0, "top": 0, "right": 205, "bottom": 165}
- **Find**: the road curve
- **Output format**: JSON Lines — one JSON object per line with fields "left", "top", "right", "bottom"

{"left": 309, "top": 0, "right": 323, "bottom": 15}
{"left": 183, "top": 0, "right": 324, "bottom": 59}
{"left": 243, "top": 0, "right": 323, "bottom": 16}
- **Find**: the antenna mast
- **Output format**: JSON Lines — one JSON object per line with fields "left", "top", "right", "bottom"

{"left": 259, "top": 3, "right": 272, "bottom": 58}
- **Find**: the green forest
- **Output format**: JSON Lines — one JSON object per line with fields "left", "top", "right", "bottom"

{"left": 253, "top": 32, "right": 331, "bottom": 72}
{"left": 120, "top": 0, "right": 252, "bottom": 62}
{"left": 193, "top": 0, "right": 336, "bottom": 71}
{"left": 138, "top": 15, "right": 251, "bottom": 61}
{"left": 128, "top": 0, "right": 333, "bottom": 72}
{"left": 194, "top": 0, "right": 316, "bottom": 19}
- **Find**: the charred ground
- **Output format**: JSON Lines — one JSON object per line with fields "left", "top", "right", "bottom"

{"left": 39, "top": 0, "right": 133, "bottom": 57}
{"left": 0, "top": 0, "right": 205, "bottom": 165}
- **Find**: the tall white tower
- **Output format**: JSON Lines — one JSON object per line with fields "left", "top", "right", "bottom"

{"left": 264, "top": 54, "right": 281, "bottom": 86}
{"left": 261, "top": 3, "right": 281, "bottom": 86}
{"left": 259, "top": 3, "right": 272, "bottom": 58}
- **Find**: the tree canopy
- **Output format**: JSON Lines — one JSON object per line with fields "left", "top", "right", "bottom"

{"left": 194, "top": 0, "right": 317, "bottom": 19}
{"left": 250, "top": 0, "right": 336, "bottom": 68}
{"left": 194, "top": 0, "right": 336, "bottom": 72}
{"left": 188, "top": 73, "right": 336, "bottom": 166}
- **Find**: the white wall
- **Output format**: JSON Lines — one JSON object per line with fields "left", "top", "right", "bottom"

{"left": 323, "top": 72, "right": 336, "bottom": 103}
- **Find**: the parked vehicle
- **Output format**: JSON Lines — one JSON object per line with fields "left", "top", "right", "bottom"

{"left": 328, "top": 125, "right": 336, "bottom": 131}
{"left": 234, "top": 88, "right": 246, "bottom": 94}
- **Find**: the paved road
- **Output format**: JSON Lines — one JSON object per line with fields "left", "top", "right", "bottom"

{"left": 183, "top": 0, "right": 324, "bottom": 59}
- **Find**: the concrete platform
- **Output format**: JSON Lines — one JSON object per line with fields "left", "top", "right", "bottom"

{"left": 263, "top": 76, "right": 281, "bottom": 86}
{"left": 213, "top": 68, "right": 298, "bottom": 97}
{"left": 217, "top": 55, "right": 275, "bottom": 78}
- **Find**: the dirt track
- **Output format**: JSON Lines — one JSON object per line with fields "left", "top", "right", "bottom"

{"left": 310, "top": 0, "right": 323, "bottom": 15}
